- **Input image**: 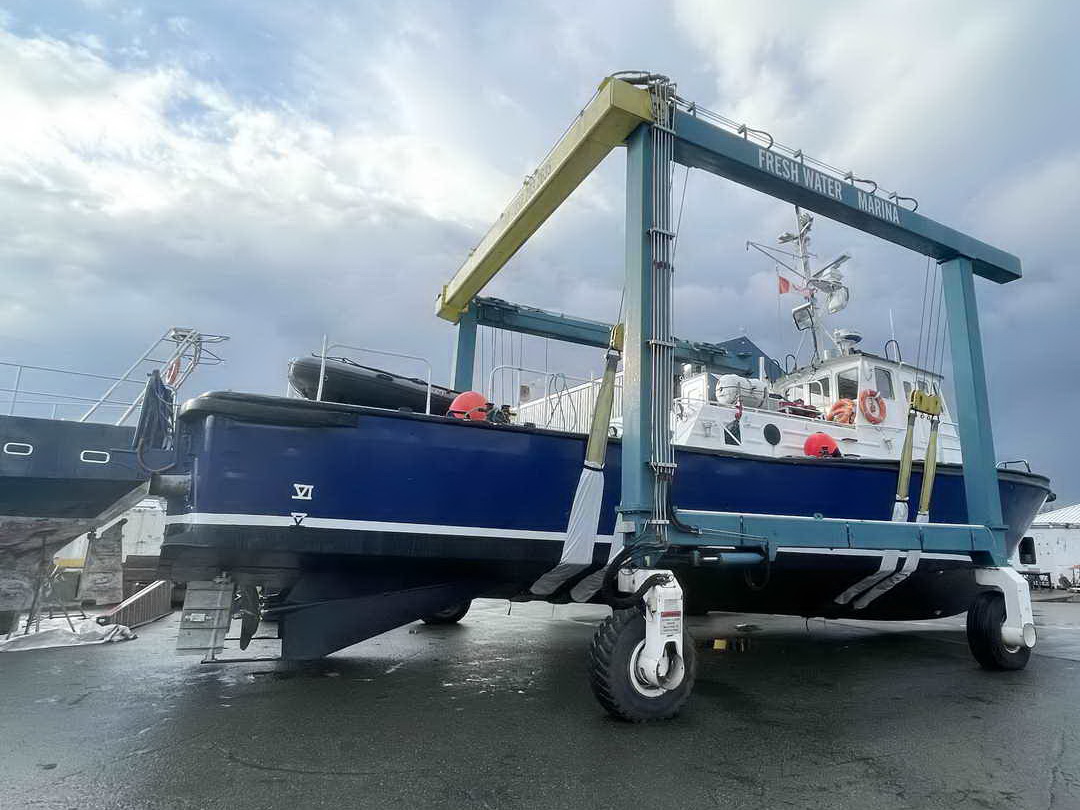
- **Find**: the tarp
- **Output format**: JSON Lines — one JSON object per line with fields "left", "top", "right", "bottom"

{"left": 0, "top": 618, "right": 135, "bottom": 652}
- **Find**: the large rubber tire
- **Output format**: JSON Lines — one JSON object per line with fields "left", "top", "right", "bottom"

{"left": 420, "top": 599, "right": 472, "bottom": 625}
{"left": 588, "top": 608, "right": 696, "bottom": 722}
{"left": 967, "top": 590, "right": 1031, "bottom": 671}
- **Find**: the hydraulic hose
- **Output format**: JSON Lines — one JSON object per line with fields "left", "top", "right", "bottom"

{"left": 599, "top": 545, "right": 670, "bottom": 610}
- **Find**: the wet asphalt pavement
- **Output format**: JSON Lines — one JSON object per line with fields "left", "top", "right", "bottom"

{"left": 2, "top": 599, "right": 1080, "bottom": 810}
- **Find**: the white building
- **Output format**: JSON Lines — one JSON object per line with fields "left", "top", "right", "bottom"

{"left": 54, "top": 498, "right": 166, "bottom": 569}
{"left": 1013, "top": 503, "right": 1080, "bottom": 587}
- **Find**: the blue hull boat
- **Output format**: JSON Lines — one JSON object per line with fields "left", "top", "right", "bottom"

{"left": 158, "top": 392, "right": 1051, "bottom": 658}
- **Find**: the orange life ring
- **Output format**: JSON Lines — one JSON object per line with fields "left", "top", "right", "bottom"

{"left": 164, "top": 357, "right": 182, "bottom": 386}
{"left": 859, "top": 389, "right": 886, "bottom": 423}
{"left": 827, "top": 398, "right": 855, "bottom": 424}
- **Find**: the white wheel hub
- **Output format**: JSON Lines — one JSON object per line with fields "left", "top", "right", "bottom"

{"left": 629, "top": 639, "right": 684, "bottom": 697}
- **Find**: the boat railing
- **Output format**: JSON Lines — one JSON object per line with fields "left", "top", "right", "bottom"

{"left": 1, "top": 362, "right": 144, "bottom": 422}
{"left": 316, "top": 338, "right": 434, "bottom": 415}
{"left": 506, "top": 368, "right": 613, "bottom": 433}
{"left": 997, "top": 459, "right": 1033, "bottom": 473}
{"left": 1, "top": 327, "right": 227, "bottom": 425}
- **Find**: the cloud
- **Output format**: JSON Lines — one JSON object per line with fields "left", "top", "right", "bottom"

{"left": 0, "top": 2, "right": 1077, "bottom": 503}
{"left": 0, "top": 23, "right": 524, "bottom": 390}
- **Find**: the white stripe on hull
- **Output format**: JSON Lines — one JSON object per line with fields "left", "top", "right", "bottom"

{"left": 165, "top": 512, "right": 973, "bottom": 563}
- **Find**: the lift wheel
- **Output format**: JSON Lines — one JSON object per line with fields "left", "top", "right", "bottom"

{"left": 588, "top": 608, "right": 696, "bottom": 722}
{"left": 420, "top": 599, "right": 472, "bottom": 625}
{"left": 967, "top": 590, "right": 1032, "bottom": 671}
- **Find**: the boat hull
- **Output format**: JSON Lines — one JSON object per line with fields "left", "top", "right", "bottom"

{"left": 159, "top": 393, "right": 1051, "bottom": 653}
{"left": 0, "top": 416, "right": 148, "bottom": 611}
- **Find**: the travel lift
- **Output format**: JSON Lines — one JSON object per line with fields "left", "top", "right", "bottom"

{"left": 437, "top": 73, "right": 1035, "bottom": 721}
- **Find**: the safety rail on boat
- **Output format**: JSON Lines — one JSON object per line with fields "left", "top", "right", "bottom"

{"left": 315, "top": 337, "right": 434, "bottom": 415}
{"left": 997, "top": 459, "right": 1033, "bottom": 473}
{"left": 1, "top": 362, "right": 144, "bottom": 420}
{"left": 1, "top": 328, "right": 227, "bottom": 425}
{"left": 497, "top": 366, "right": 618, "bottom": 433}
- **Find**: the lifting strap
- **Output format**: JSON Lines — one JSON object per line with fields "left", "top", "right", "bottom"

{"left": 892, "top": 389, "right": 943, "bottom": 523}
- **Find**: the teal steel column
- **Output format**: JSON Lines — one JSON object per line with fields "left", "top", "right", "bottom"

{"left": 940, "top": 256, "right": 1007, "bottom": 565}
{"left": 451, "top": 303, "right": 478, "bottom": 392}
{"left": 618, "top": 123, "right": 655, "bottom": 533}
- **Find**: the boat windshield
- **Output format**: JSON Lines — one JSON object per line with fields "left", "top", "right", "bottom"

{"left": 837, "top": 368, "right": 859, "bottom": 400}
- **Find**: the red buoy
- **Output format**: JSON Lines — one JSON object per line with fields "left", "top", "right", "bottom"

{"left": 804, "top": 432, "right": 840, "bottom": 458}
{"left": 447, "top": 391, "right": 490, "bottom": 421}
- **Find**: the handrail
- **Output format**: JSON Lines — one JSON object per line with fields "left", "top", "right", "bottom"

{"left": 486, "top": 365, "right": 591, "bottom": 404}
{"left": 316, "top": 338, "right": 434, "bottom": 415}
{"left": 0, "top": 361, "right": 135, "bottom": 385}
{"left": 2, "top": 361, "right": 136, "bottom": 417}
{"left": 996, "top": 459, "right": 1032, "bottom": 473}
{"left": 4, "top": 328, "right": 226, "bottom": 424}
{"left": 0, "top": 388, "right": 143, "bottom": 407}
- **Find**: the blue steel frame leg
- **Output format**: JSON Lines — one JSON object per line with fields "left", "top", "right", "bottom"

{"left": 452, "top": 302, "right": 478, "bottom": 392}
{"left": 940, "top": 256, "right": 1007, "bottom": 566}
{"left": 618, "top": 123, "right": 656, "bottom": 558}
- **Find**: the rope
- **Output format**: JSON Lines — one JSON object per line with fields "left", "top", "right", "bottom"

{"left": 914, "top": 255, "right": 932, "bottom": 390}
{"left": 672, "top": 164, "right": 690, "bottom": 262}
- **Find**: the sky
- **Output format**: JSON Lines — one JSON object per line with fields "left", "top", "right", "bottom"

{"left": 1, "top": 1, "right": 1078, "bottom": 503}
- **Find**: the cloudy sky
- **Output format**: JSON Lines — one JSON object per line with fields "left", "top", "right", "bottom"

{"left": 2, "top": 1, "right": 1077, "bottom": 503}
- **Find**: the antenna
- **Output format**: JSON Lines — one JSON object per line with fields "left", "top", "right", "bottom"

{"left": 749, "top": 206, "right": 854, "bottom": 364}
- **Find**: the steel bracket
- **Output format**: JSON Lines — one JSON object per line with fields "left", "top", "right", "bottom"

{"left": 618, "top": 568, "right": 686, "bottom": 691}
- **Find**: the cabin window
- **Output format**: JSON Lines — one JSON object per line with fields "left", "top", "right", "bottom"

{"left": 837, "top": 368, "right": 859, "bottom": 400}
{"left": 1018, "top": 536, "right": 1036, "bottom": 566}
{"left": 806, "top": 376, "right": 830, "bottom": 407}
{"left": 874, "top": 368, "right": 895, "bottom": 399}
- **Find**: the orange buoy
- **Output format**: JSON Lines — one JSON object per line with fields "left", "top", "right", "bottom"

{"left": 447, "top": 391, "right": 490, "bottom": 421}
{"left": 858, "top": 389, "right": 886, "bottom": 423}
{"left": 827, "top": 398, "right": 855, "bottom": 424}
{"left": 859, "top": 390, "right": 885, "bottom": 425}
{"left": 804, "top": 432, "right": 840, "bottom": 457}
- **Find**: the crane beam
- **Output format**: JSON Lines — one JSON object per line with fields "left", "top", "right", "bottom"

{"left": 468, "top": 296, "right": 778, "bottom": 377}
{"left": 436, "top": 79, "right": 653, "bottom": 322}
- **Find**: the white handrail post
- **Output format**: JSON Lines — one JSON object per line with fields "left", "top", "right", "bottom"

{"left": 9, "top": 365, "right": 21, "bottom": 415}
{"left": 316, "top": 334, "right": 328, "bottom": 402}
{"left": 424, "top": 362, "right": 432, "bottom": 415}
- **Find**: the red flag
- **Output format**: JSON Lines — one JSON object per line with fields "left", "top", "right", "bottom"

{"left": 778, "top": 275, "right": 791, "bottom": 294}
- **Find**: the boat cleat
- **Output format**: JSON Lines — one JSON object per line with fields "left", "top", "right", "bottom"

{"left": 975, "top": 566, "right": 1037, "bottom": 649}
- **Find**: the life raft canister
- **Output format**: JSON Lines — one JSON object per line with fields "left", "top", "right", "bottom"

{"left": 858, "top": 389, "right": 887, "bottom": 424}
{"left": 804, "top": 432, "right": 840, "bottom": 457}
{"left": 827, "top": 398, "right": 855, "bottom": 424}
{"left": 447, "top": 391, "right": 490, "bottom": 421}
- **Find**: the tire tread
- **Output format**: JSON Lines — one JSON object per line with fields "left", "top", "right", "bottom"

{"left": 587, "top": 608, "right": 695, "bottom": 722}
{"left": 967, "top": 591, "right": 1030, "bottom": 671}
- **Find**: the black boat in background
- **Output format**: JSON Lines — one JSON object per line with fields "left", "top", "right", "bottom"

{"left": 288, "top": 355, "right": 458, "bottom": 415}
{"left": 0, "top": 328, "right": 226, "bottom": 628}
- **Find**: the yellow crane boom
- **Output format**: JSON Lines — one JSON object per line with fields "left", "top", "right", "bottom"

{"left": 435, "top": 77, "right": 653, "bottom": 322}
